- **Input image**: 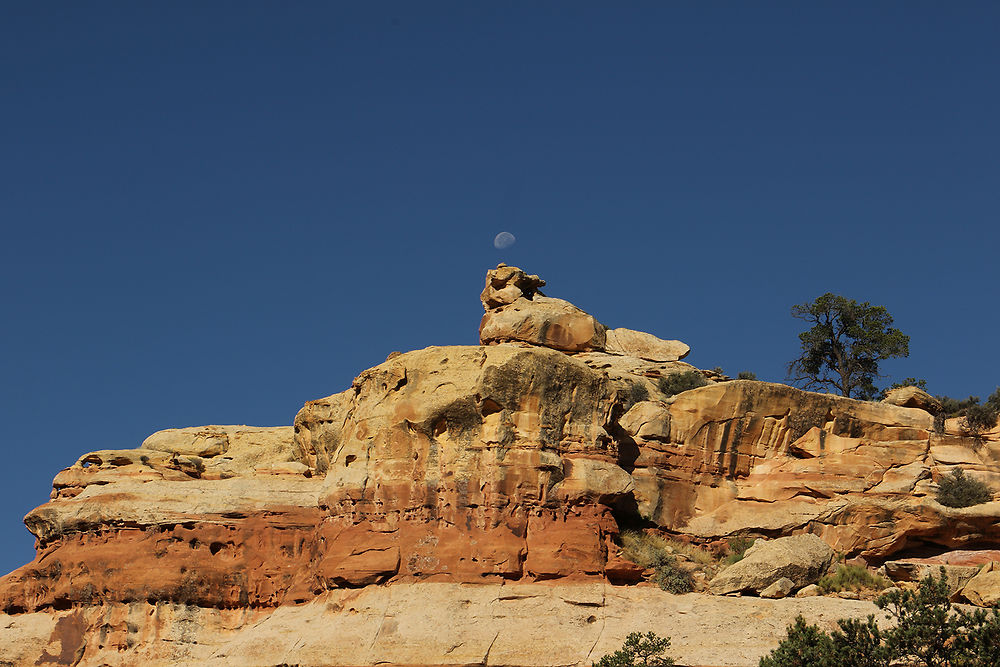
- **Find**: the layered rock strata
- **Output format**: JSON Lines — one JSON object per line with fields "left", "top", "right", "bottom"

{"left": 1, "top": 264, "right": 999, "bottom": 666}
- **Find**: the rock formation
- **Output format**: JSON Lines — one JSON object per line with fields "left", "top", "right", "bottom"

{"left": 1, "top": 264, "right": 999, "bottom": 666}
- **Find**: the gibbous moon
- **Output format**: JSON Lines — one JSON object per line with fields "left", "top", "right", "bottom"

{"left": 493, "top": 232, "right": 516, "bottom": 249}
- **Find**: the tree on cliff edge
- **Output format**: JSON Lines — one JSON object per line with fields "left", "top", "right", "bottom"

{"left": 787, "top": 293, "right": 909, "bottom": 400}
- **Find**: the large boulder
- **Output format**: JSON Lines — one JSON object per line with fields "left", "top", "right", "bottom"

{"left": 882, "top": 386, "right": 943, "bottom": 414}
{"left": 708, "top": 534, "right": 835, "bottom": 595}
{"left": 479, "top": 264, "right": 607, "bottom": 352}
{"left": 959, "top": 561, "right": 1000, "bottom": 606}
{"left": 605, "top": 328, "right": 690, "bottom": 362}
{"left": 479, "top": 296, "right": 607, "bottom": 352}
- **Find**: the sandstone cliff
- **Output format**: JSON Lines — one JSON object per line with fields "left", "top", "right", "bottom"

{"left": 1, "top": 264, "right": 998, "bottom": 666}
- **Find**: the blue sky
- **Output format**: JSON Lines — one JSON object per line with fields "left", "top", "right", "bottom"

{"left": 2, "top": 2, "right": 998, "bottom": 575}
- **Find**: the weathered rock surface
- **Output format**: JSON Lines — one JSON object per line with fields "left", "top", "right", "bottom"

{"left": 3, "top": 264, "right": 1000, "bottom": 666}
{"left": 479, "top": 263, "right": 607, "bottom": 352}
{"left": 959, "top": 561, "right": 1000, "bottom": 606}
{"left": 760, "top": 577, "right": 796, "bottom": 599}
{"left": 882, "top": 560, "right": 980, "bottom": 596}
{"left": 605, "top": 327, "right": 690, "bottom": 362}
{"left": 709, "top": 534, "right": 835, "bottom": 595}
{"left": 881, "top": 386, "right": 943, "bottom": 414}
{"left": 480, "top": 295, "right": 608, "bottom": 352}
{"left": 0, "top": 582, "right": 885, "bottom": 667}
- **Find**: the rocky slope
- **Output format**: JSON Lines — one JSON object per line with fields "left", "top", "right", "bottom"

{"left": 1, "top": 264, "right": 998, "bottom": 666}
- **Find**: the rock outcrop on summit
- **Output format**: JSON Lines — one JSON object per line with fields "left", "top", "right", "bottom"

{"left": 1, "top": 264, "right": 999, "bottom": 666}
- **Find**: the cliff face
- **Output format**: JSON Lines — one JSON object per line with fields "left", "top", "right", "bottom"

{"left": 1, "top": 264, "right": 999, "bottom": 666}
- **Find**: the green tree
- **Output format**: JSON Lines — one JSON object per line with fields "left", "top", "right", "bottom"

{"left": 787, "top": 293, "right": 910, "bottom": 400}
{"left": 760, "top": 569, "right": 1000, "bottom": 667}
{"left": 594, "top": 632, "right": 675, "bottom": 667}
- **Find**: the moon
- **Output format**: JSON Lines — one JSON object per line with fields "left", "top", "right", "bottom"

{"left": 493, "top": 232, "right": 516, "bottom": 249}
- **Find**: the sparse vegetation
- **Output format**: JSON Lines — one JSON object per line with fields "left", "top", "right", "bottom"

{"left": 933, "top": 389, "right": 999, "bottom": 438}
{"left": 619, "top": 531, "right": 696, "bottom": 593}
{"left": 761, "top": 569, "right": 1000, "bottom": 667}
{"left": 737, "top": 371, "right": 758, "bottom": 381}
{"left": 625, "top": 382, "right": 650, "bottom": 406}
{"left": 723, "top": 536, "right": 755, "bottom": 565}
{"left": 885, "top": 377, "right": 928, "bottom": 393}
{"left": 817, "top": 564, "right": 891, "bottom": 594}
{"left": 658, "top": 371, "right": 708, "bottom": 397}
{"left": 594, "top": 631, "right": 675, "bottom": 667}
{"left": 936, "top": 468, "right": 992, "bottom": 508}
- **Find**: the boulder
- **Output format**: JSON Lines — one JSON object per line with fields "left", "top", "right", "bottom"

{"left": 605, "top": 328, "right": 690, "bottom": 362}
{"left": 708, "top": 534, "right": 835, "bottom": 595}
{"left": 959, "top": 561, "right": 1000, "bottom": 607}
{"left": 480, "top": 263, "right": 546, "bottom": 309}
{"left": 480, "top": 296, "right": 607, "bottom": 352}
{"left": 553, "top": 457, "right": 634, "bottom": 504}
{"left": 479, "top": 264, "right": 608, "bottom": 352}
{"left": 760, "top": 577, "right": 795, "bottom": 599}
{"left": 882, "top": 386, "right": 942, "bottom": 415}
{"left": 795, "top": 584, "right": 821, "bottom": 598}
{"left": 619, "top": 401, "right": 671, "bottom": 441}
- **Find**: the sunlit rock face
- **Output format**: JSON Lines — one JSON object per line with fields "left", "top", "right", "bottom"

{"left": 2, "top": 264, "right": 999, "bottom": 666}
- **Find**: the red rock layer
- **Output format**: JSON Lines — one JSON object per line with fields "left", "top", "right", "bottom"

{"left": 1, "top": 505, "right": 618, "bottom": 614}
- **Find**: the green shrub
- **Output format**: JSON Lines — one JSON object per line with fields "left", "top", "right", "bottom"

{"left": 737, "top": 371, "right": 758, "bottom": 381}
{"left": 964, "top": 403, "right": 999, "bottom": 436}
{"left": 937, "top": 395, "right": 982, "bottom": 417}
{"left": 887, "top": 377, "right": 928, "bottom": 391}
{"left": 723, "top": 536, "right": 754, "bottom": 565}
{"left": 936, "top": 468, "right": 992, "bottom": 508}
{"left": 658, "top": 371, "right": 708, "bottom": 397}
{"left": 817, "top": 565, "right": 891, "bottom": 594}
{"left": 619, "top": 530, "right": 695, "bottom": 594}
{"left": 594, "top": 631, "right": 675, "bottom": 667}
{"left": 652, "top": 559, "right": 696, "bottom": 594}
{"left": 760, "top": 569, "right": 1000, "bottom": 667}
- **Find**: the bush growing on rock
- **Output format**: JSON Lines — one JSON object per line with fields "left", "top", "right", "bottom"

{"left": 760, "top": 569, "right": 1000, "bottom": 667}
{"left": 817, "top": 564, "right": 891, "bottom": 595}
{"left": 886, "top": 378, "right": 928, "bottom": 392}
{"left": 594, "top": 631, "right": 675, "bottom": 667}
{"left": 936, "top": 468, "right": 992, "bottom": 508}
{"left": 657, "top": 371, "right": 707, "bottom": 397}
{"left": 619, "top": 531, "right": 696, "bottom": 594}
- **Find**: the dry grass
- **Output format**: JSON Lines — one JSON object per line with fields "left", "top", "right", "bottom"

{"left": 817, "top": 564, "right": 892, "bottom": 594}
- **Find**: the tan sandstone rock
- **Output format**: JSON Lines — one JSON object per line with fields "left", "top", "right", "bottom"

{"left": 709, "top": 534, "right": 835, "bottom": 595}
{"left": 882, "top": 386, "right": 943, "bottom": 414}
{"left": 480, "top": 296, "right": 607, "bottom": 352}
{"left": 605, "top": 327, "right": 690, "bottom": 362}
{"left": 760, "top": 577, "right": 796, "bottom": 599}
{"left": 959, "top": 561, "right": 1000, "bottom": 607}
{"left": 0, "top": 582, "right": 887, "bottom": 667}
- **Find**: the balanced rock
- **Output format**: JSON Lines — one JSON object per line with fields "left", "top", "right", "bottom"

{"left": 882, "top": 386, "right": 943, "bottom": 414}
{"left": 709, "top": 534, "right": 834, "bottom": 595}
{"left": 479, "top": 265, "right": 607, "bottom": 352}
{"left": 480, "top": 263, "right": 546, "bottom": 309}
